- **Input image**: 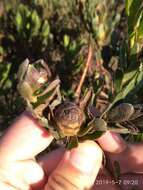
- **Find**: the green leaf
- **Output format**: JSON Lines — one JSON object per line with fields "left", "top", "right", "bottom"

{"left": 126, "top": 0, "right": 143, "bottom": 52}
{"left": 102, "top": 63, "right": 143, "bottom": 117}
{"left": 113, "top": 73, "right": 137, "bottom": 104}
{"left": 136, "top": 64, "right": 143, "bottom": 83}
{"left": 125, "top": 0, "right": 134, "bottom": 16}
{"left": 15, "top": 12, "right": 23, "bottom": 32}
{"left": 41, "top": 20, "right": 50, "bottom": 38}
{"left": 119, "top": 41, "right": 128, "bottom": 70}
{"left": 63, "top": 34, "right": 70, "bottom": 48}
{"left": 133, "top": 133, "right": 143, "bottom": 142}
{"left": 67, "top": 136, "right": 78, "bottom": 150}
{"left": 125, "top": 63, "right": 143, "bottom": 98}
{"left": 0, "top": 46, "right": 4, "bottom": 54}
{"left": 69, "top": 41, "right": 77, "bottom": 53}
{"left": 79, "top": 131, "right": 105, "bottom": 141}
{"left": 138, "top": 13, "right": 143, "bottom": 39}
{"left": 122, "top": 54, "right": 139, "bottom": 85}
{"left": 32, "top": 88, "right": 54, "bottom": 108}
{"left": 114, "top": 65, "right": 143, "bottom": 104}
{"left": 0, "top": 63, "right": 12, "bottom": 87}
{"left": 30, "top": 10, "right": 41, "bottom": 36}
{"left": 122, "top": 67, "right": 137, "bottom": 85}
{"left": 114, "top": 69, "right": 124, "bottom": 93}
{"left": 127, "top": 0, "right": 143, "bottom": 35}
{"left": 18, "top": 4, "right": 31, "bottom": 24}
{"left": 78, "top": 121, "right": 95, "bottom": 137}
{"left": 73, "top": 55, "right": 84, "bottom": 75}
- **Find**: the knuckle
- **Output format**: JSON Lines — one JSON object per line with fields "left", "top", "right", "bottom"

{"left": 47, "top": 172, "right": 80, "bottom": 190}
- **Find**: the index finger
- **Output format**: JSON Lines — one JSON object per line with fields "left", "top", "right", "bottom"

{"left": 0, "top": 112, "right": 53, "bottom": 162}
{"left": 97, "top": 131, "right": 143, "bottom": 173}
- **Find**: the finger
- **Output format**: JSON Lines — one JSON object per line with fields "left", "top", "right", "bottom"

{"left": 97, "top": 132, "right": 129, "bottom": 173}
{"left": 44, "top": 140, "right": 103, "bottom": 190}
{"left": 0, "top": 112, "right": 53, "bottom": 162}
{"left": 92, "top": 169, "right": 121, "bottom": 190}
{"left": 97, "top": 131, "right": 127, "bottom": 153}
{"left": 0, "top": 182, "right": 18, "bottom": 190}
{"left": 38, "top": 148, "right": 65, "bottom": 176}
{"left": 121, "top": 144, "right": 143, "bottom": 173}
{"left": 98, "top": 132, "right": 143, "bottom": 173}
{"left": 0, "top": 160, "right": 42, "bottom": 190}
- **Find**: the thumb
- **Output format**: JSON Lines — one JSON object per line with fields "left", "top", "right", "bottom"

{"left": 0, "top": 112, "right": 53, "bottom": 162}
{"left": 44, "top": 141, "right": 102, "bottom": 190}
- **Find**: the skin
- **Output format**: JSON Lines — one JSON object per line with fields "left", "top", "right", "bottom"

{"left": 0, "top": 112, "right": 143, "bottom": 190}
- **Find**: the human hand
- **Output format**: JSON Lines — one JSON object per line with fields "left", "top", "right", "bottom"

{"left": 0, "top": 112, "right": 102, "bottom": 190}
{"left": 1, "top": 112, "right": 143, "bottom": 190}
{"left": 95, "top": 131, "right": 143, "bottom": 190}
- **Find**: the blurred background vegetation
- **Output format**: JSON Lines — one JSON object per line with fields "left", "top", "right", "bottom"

{"left": 0, "top": 0, "right": 143, "bottom": 142}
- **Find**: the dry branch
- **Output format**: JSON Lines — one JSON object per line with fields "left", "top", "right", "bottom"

{"left": 75, "top": 45, "right": 93, "bottom": 101}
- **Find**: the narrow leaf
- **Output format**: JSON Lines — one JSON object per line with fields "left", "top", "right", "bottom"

{"left": 67, "top": 136, "right": 78, "bottom": 150}
{"left": 41, "top": 20, "right": 50, "bottom": 38}
{"left": 114, "top": 69, "right": 124, "bottom": 93}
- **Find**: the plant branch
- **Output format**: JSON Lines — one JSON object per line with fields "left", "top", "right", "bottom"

{"left": 75, "top": 44, "right": 93, "bottom": 101}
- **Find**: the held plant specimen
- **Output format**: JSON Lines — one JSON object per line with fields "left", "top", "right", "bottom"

{"left": 1, "top": 1, "right": 143, "bottom": 138}
{"left": 17, "top": 46, "right": 98, "bottom": 147}
{"left": 17, "top": 45, "right": 143, "bottom": 149}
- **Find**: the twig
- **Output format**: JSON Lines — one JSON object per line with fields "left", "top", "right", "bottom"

{"left": 79, "top": 88, "right": 92, "bottom": 110}
{"left": 75, "top": 44, "right": 93, "bottom": 101}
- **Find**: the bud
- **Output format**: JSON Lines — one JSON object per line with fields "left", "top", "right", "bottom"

{"left": 17, "top": 59, "right": 51, "bottom": 103}
{"left": 54, "top": 101, "right": 85, "bottom": 136}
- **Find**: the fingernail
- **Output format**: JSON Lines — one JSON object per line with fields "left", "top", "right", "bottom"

{"left": 98, "top": 131, "right": 127, "bottom": 153}
{"left": 68, "top": 141, "right": 102, "bottom": 175}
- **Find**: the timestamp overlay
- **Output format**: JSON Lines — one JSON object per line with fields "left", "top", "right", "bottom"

{"left": 95, "top": 175, "right": 143, "bottom": 188}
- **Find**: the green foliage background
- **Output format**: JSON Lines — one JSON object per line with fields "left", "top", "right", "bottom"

{"left": 0, "top": 0, "right": 143, "bottom": 142}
